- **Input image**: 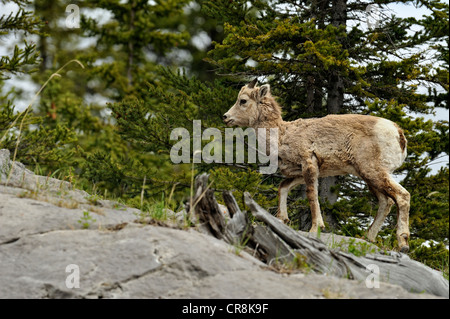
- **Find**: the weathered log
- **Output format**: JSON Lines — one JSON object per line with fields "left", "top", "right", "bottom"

{"left": 250, "top": 224, "right": 295, "bottom": 266}
{"left": 191, "top": 174, "right": 448, "bottom": 297}
{"left": 190, "top": 173, "right": 226, "bottom": 239}
{"left": 244, "top": 191, "right": 350, "bottom": 277}
{"left": 191, "top": 174, "right": 250, "bottom": 245}
{"left": 222, "top": 191, "right": 239, "bottom": 218}
{"left": 222, "top": 190, "right": 250, "bottom": 245}
{"left": 243, "top": 192, "right": 449, "bottom": 298}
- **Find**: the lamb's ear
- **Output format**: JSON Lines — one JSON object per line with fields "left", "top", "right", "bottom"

{"left": 259, "top": 84, "right": 270, "bottom": 99}
{"left": 247, "top": 78, "right": 258, "bottom": 89}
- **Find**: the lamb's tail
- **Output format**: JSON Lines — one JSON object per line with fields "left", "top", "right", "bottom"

{"left": 397, "top": 125, "right": 407, "bottom": 161}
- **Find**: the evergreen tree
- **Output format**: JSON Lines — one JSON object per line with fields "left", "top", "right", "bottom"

{"left": 202, "top": 0, "right": 448, "bottom": 237}
{"left": 0, "top": 0, "right": 78, "bottom": 171}
{"left": 71, "top": 1, "right": 228, "bottom": 204}
{"left": 79, "top": 0, "right": 190, "bottom": 100}
{"left": 0, "top": 0, "right": 41, "bottom": 79}
{"left": 111, "top": 0, "right": 449, "bottom": 265}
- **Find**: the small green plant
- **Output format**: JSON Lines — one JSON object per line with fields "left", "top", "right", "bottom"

{"left": 230, "top": 233, "right": 251, "bottom": 256}
{"left": 181, "top": 211, "right": 194, "bottom": 229}
{"left": 274, "top": 252, "right": 313, "bottom": 274}
{"left": 78, "top": 210, "right": 96, "bottom": 229}
{"left": 322, "top": 287, "right": 346, "bottom": 299}
{"left": 86, "top": 193, "right": 103, "bottom": 206}
{"left": 136, "top": 193, "right": 171, "bottom": 222}
{"left": 18, "top": 190, "right": 38, "bottom": 199}
{"left": 347, "top": 239, "right": 378, "bottom": 257}
{"left": 290, "top": 253, "right": 312, "bottom": 272}
{"left": 330, "top": 236, "right": 378, "bottom": 257}
{"left": 56, "top": 199, "right": 79, "bottom": 209}
{"left": 112, "top": 201, "right": 126, "bottom": 210}
{"left": 149, "top": 198, "right": 167, "bottom": 220}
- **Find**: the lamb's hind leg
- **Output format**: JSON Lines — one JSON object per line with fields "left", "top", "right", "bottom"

{"left": 303, "top": 156, "right": 325, "bottom": 232}
{"left": 277, "top": 177, "right": 304, "bottom": 223}
{"left": 390, "top": 178, "right": 410, "bottom": 253}
{"left": 363, "top": 172, "right": 410, "bottom": 252}
{"left": 366, "top": 187, "right": 394, "bottom": 242}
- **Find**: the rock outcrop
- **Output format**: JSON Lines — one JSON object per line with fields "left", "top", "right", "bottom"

{"left": 0, "top": 149, "right": 447, "bottom": 299}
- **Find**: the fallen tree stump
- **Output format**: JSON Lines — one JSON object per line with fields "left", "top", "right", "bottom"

{"left": 190, "top": 173, "right": 449, "bottom": 298}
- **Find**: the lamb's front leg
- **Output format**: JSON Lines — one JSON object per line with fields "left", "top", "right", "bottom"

{"left": 277, "top": 177, "right": 305, "bottom": 223}
{"left": 303, "top": 156, "right": 325, "bottom": 232}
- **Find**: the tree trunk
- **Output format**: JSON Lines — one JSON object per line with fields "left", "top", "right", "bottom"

{"left": 327, "top": 0, "right": 346, "bottom": 114}
{"left": 326, "top": 72, "right": 344, "bottom": 114}
{"left": 321, "top": 0, "right": 347, "bottom": 210}
{"left": 127, "top": 2, "right": 136, "bottom": 87}
{"left": 319, "top": 176, "right": 339, "bottom": 230}
{"left": 306, "top": 74, "right": 315, "bottom": 114}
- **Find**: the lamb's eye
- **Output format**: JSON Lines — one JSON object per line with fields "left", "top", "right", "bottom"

{"left": 240, "top": 99, "right": 247, "bottom": 105}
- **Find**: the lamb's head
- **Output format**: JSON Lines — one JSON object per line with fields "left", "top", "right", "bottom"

{"left": 223, "top": 78, "right": 272, "bottom": 127}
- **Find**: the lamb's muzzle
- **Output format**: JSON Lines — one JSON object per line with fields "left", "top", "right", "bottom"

{"left": 223, "top": 113, "right": 234, "bottom": 126}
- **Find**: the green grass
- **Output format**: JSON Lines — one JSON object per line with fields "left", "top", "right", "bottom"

{"left": 330, "top": 237, "right": 379, "bottom": 257}
{"left": 77, "top": 210, "right": 96, "bottom": 229}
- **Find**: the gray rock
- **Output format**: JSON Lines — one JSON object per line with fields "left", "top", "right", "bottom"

{"left": 0, "top": 189, "right": 139, "bottom": 245}
{"left": 0, "top": 149, "right": 89, "bottom": 204}
{"left": 0, "top": 224, "right": 259, "bottom": 298}
{"left": 0, "top": 149, "right": 445, "bottom": 299}
{"left": 1, "top": 222, "right": 438, "bottom": 299}
{"left": 175, "top": 209, "right": 190, "bottom": 227}
{"left": 164, "top": 270, "right": 435, "bottom": 299}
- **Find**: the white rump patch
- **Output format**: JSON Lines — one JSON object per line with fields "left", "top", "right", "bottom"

{"left": 374, "top": 118, "right": 405, "bottom": 172}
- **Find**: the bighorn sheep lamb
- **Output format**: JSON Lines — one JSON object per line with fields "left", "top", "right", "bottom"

{"left": 223, "top": 79, "right": 410, "bottom": 252}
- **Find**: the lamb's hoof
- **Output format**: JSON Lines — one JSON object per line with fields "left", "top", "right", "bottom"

{"left": 399, "top": 245, "right": 409, "bottom": 253}
{"left": 398, "top": 233, "right": 409, "bottom": 253}
{"left": 275, "top": 213, "right": 289, "bottom": 224}
{"left": 309, "top": 225, "right": 325, "bottom": 233}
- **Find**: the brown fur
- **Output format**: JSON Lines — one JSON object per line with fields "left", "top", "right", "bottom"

{"left": 223, "top": 82, "right": 411, "bottom": 252}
